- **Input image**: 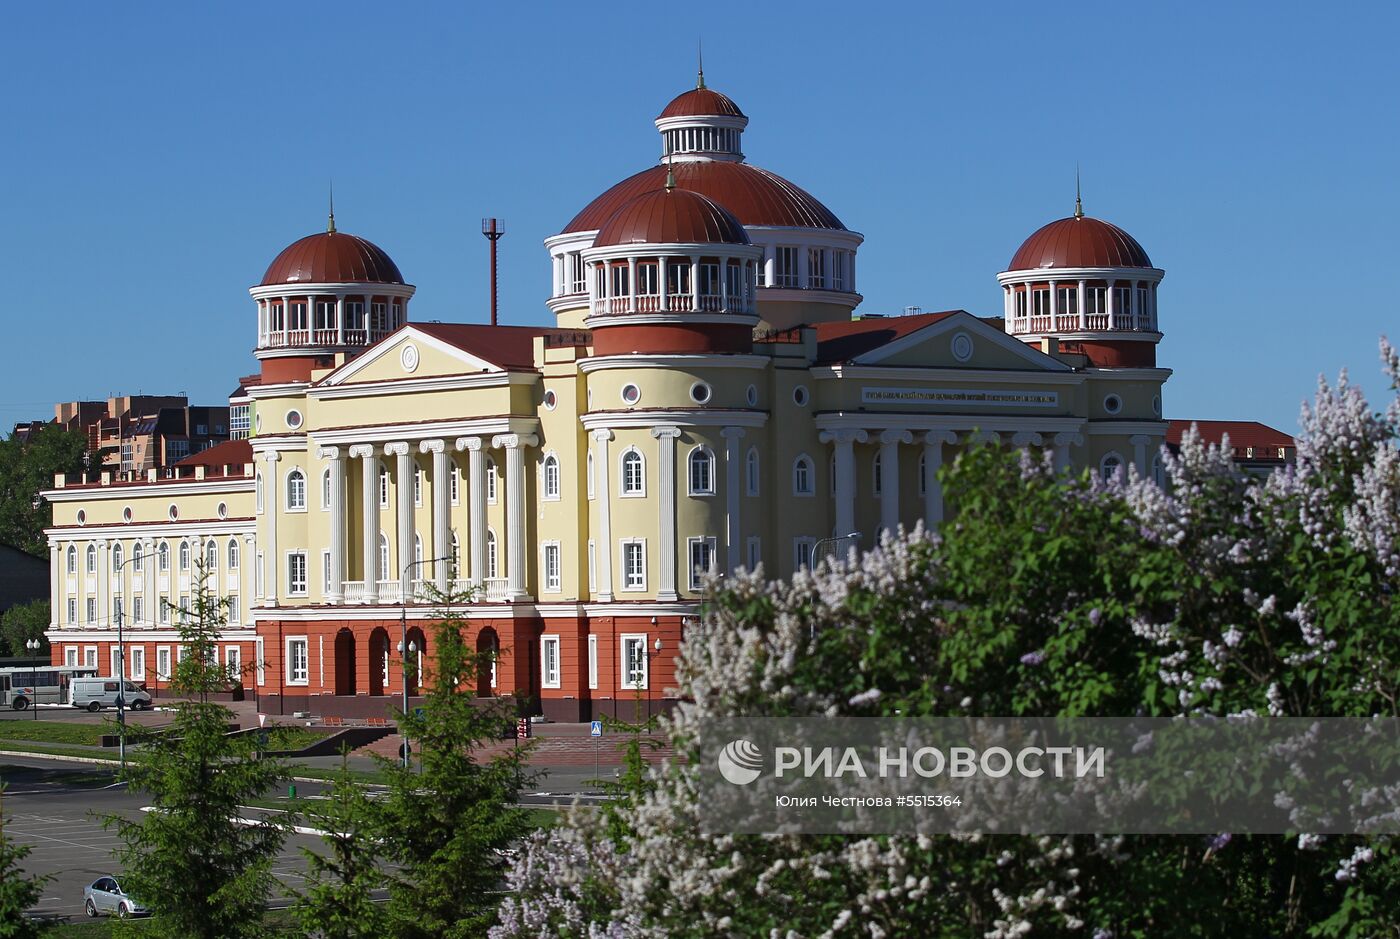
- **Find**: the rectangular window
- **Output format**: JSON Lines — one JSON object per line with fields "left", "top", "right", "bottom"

{"left": 286, "top": 637, "right": 309, "bottom": 685}
{"left": 540, "top": 635, "right": 560, "bottom": 688}
{"left": 587, "top": 540, "right": 596, "bottom": 593}
{"left": 1057, "top": 286, "right": 1078, "bottom": 315}
{"left": 1113, "top": 286, "right": 1133, "bottom": 317}
{"left": 807, "top": 248, "right": 825, "bottom": 289}
{"left": 1085, "top": 287, "right": 1106, "bottom": 315}
{"left": 726, "top": 261, "right": 743, "bottom": 301}
{"left": 113, "top": 598, "right": 124, "bottom": 623}
{"left": 1032, "top": 288, "right": 1051, "bottom": 316}
{"left": 67, "top": 598, "right": 76, "bottom": 623}
{"left": 636, "top": 262, "right": 659, "bottom": 295}
{"left": 322, "top": 551, "right": 333, "bottom": 595}
{"left": 610, "top": 265, "right": 630, "bottom": 298}
{"left": 698, "top": 263, "right": 720, "bottom": 296}
{"left": 289, "top": 302, "right": 307, "bottom": 330}
{"left": 414, "top": 467, "right": 423, "bottom": 506}
{"left": 178, "top": 596, "right": 190, "bottom": 624}
{"left": 288, "top": 552, "right": 308, "bottom": 596}
{"left": 132, "top": 597, "right": 144, "bottom": 624}
{"left": 227, "top": 594, "right": 240, "bottom": 624}
{"left": 746, "top": 536, "right": 762, "bottom": 572}
{"left": 795, "top": 538, "right": 817, "bottom": 572}
{"left": 111, "top": 647, "right": 122, "bottom": 678}
{"left": 86, "top": 598, "right": 96, "bottom": 624}
{"left": 130, "top": 647, "right": 146, "bottom": 680}
{"left": 450, "top": 466, "right": 460, "bottom": 504}
{"left": 666, "top": 261, "right": 691, "bottom": 297}
{"left": 345, "top": 301, "right": 364, "bottom": 329}
{"left": 620, "top": 540, "right": 646, "bottom": 592}
{"left": 379, "top": 469, "right": 389, "bottom": 508}
{"left": 776, "top": 246, "right": 799, "bottom": 288}
{"left": 543, "top": 543, "right": 561, "bottom": 593}
{"left": 64, "top": 646, "right": 78, "bottom": 667}
{"left": 569, "top": 253, "right": 587, "bottom": 294}
{"left": 1014, "top": 290, "right": 1028, "bottom": 317}
{"left": 84, "top": 646, "right": 97, "bottom": 668}
{"left": 832, "top": 250, "right": 847, "bottom": 292}
{"left": 159, "top": 597, "right": 170, "bottom": 624}
{"left": 687, "top": 537, "right": 716, "bottom": 591}
{"left": 255, "top": 637, "right": 265, "bottom": 686}
{"left": 588, "top": 635, "right": 598, "bottom": 689}
{"left": 621, "top": 635, "right": 648, "bottom": 690}
{"left": 156, "top": 646, "right": 171, "bottom": 680}
{"left": 225, "top": 645, "right": 241, "bottom": 680}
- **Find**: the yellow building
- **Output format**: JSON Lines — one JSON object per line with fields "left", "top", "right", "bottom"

{"left": 43, "top": 75, "right": 1169, "bottom": 721}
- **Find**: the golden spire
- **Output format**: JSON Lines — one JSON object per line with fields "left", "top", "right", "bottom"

{"left": 1074, "top": 167, "right": 1084, "bottom": 219}
{"left": 327, "top": 182, "right": 337, "bottom": 234}
{"left": 697, "top": 39, "right": 705, "bottom": 89}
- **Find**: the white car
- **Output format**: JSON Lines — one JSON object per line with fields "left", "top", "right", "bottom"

{"left": 84, "top": 876, "right": 148, "bottom": 917}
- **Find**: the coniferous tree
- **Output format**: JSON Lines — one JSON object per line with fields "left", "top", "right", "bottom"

{"left": 105, "top": 565, "right": 288, "bottom": 939}
{"left": 0, "top": 786, "right": 50, "bottom": 938}
{"left": 377, "top": 586, "right": 535, "bottom": 938}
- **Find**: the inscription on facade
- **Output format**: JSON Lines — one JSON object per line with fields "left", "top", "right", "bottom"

{"left": 860, "top": 387, "right": 1059, "bottom": 408}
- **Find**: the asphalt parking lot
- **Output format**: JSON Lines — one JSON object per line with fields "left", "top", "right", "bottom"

{"left": 2, "top": 756, "right": 334, "bottom": 922}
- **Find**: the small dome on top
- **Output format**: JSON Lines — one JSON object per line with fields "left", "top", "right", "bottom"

{"left": 593, "top": 186, "right": 749, "bottom": 248}
{"left": 260, "top": 226, "right": 404, "bottom": 286}
{"left": 658, "top": 86, "right": 745, "bottom": 120}
{"left": 1008, "top": 215, "right": 1153, "bottom": 271}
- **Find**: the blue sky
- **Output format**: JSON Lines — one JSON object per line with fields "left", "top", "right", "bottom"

{"left": 2, "top": 1, "right": 1397, "bottom": 435}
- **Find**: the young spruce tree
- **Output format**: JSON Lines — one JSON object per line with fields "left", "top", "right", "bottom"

{"left": 0, "top": 785, "right": 50, "bottom": 938}
{"left": 377, "top": 585, "right": 535, "bottom": 938}
{"left": 105, "top": 564, "right": 289, "bottom": 939}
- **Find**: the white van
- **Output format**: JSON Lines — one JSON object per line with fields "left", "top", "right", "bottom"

{"left": 69, "top": 678, "right": 152, "bottom": 712}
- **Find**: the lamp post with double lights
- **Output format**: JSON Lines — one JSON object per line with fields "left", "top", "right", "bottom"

{"left": 397, "top": 554, "right": 454, "bottom": 768}
{"left": 24, "top": 639, "right": 41, "bottom": 721}
{"left": 812, "top": 531, "right": 861, "bottom": 568}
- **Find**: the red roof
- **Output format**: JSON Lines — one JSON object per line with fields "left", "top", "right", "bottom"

{"left": 1167, "top": 420, "right": 1295, "bottom": 452}
{"left": 1008, "top": 216, "right": 1153, "bottom": 271}
{"left": 781, "top": 311, "right": 961, "bottom": 364}
{"left": 411, "top": 322, "right": 553, "bottom": 371}
{"left": 594, "top": 188, "right": 749, "bottom": 248}
{"left": 564, "top": 161, "right": 846, "bottom": 234}
{"left": 174, "top": 438, "right": 252, "bottom": 468}
{"left": 260, "top": 231, "right": 404, "bottom": 286}
{"left": 658, "top": 87, "right": 746, "bottom": 120}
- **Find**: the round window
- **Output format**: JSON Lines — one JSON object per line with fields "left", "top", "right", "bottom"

{"left": 286, "top": 409, "right": 303, "bottom": 430}
{"left": 254, "top": 413, "right": 263, "bottom": 433}
{"left": 793, "top": 385, "right": 810, "bottom": 407}
{"left": 951, "top": 332, "right": 974, "bottom": 362}
{"left": 543, "top": 389, "right": 558, "bottom": 411}
{"left": 217, "top": 502, "right": 228, "bottom": 520}
{"left": 168, "top": 504, "right": 179, "bottom": 521}
{"left": 690, "top": 382, "right": 712, "bottom": 404}
{"left": 122, "top": 507, "right": 132, "bottom": 524}
{"left": 77, "top": 509, "right": 87, "bottom": 526}
{"left": 1152, "top": 395, "right": 1162, "bottom": 418}
{"left": 746, "top": 385, "right": 758, "bottom": 407}
{"left": 621, "top": 383, "right": 641, "bottom": 406}
{"left": 400, "top": 343, "right": 420, "bottom": 373}
{"left": 1104, "top": 394, "right": 1123, "bottom": 415}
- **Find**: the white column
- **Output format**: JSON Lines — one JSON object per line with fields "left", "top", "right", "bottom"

{"left": 690, "top": 255, "right": 700, "bottom": 310}
{"left": 1049, "top": 279, "right": 1059, "bottom": 322}
{"left": 349, "top": 445, "right": 379, "bottom": 603}
{"left": 763, "top": 245, "right": 775, "bottom": 287}
{"left": 385, "top": 442, "right": 413, "bottom": 594}
{"left": 797, "top": 245, "right": 810, "bottom": 288}
{"left": 652, "top": 425, "right": 681, "bottom": 599}
{"left": 492, "top": 433, "right": 539, "bottom": 600}
{"left": 878, "top": 430, "right": 912, "bottom": 536}
{"left": 1106, "top": 279, "right": 1116, "bottom": 328}
{"left": 280, "top": 295, "right": 290, "bottom": 343}
{"left": 334, "top": 294, "right": 345, "bottom": 345}
{"left": 1130, "top": 434, "right": 1152, "bottom": 477}
{"left": 1077, "top": 279, "right": 1087, "bottom": 330}
{"left": 591, "top": 429, "right": 614, "bottom": 601}
{"left": 821, "top": 247, "right": 832, "bottom": 290}
{"left": 820, "top": 429, "right": 867, "bottom": 543}
{"left": 719, "top": 256, "right": 729, "bottom": 311}
{"left": 262, "top": 452, "right": 279, "bottom": 601}
{"left": 923, "top": 431, "right": 957, "bottom": 528}
{"left": 1011, "top": 431, "right": 1044, "bottom": 452}
{"left": 457, "top": 437, "right": 487, "bottom": 588}
{"left": 721, "top": 426, "right": 744, "bottom": 575}
{"left": 143, "top": 539, "right": 156, "bottom": 621}
{"left": 1053, "top": 432, "right": 1082, "bottom": 474}
{"left": 96, "top": 541, "right": 108, "bottom": 627}
{"left": 626, "top": 257, "right": 637, "bottom": 313}
{"left": 1129, "top": 280, "right": 1140, "bottom": 326}
{"left": 421, "top": 440, "right": 449, "bottom": 590}
{"left": 319, "top": 448, "right": 345, "bottom": 603}
{"left": 49, "top": 544, "right": 60, "bottom": 628}
{"left": 658, "top": 257, "right": 668, "bottom": 312}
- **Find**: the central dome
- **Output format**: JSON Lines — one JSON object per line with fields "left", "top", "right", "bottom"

{"left": 593, "top": 187, "right": 749, "bottom": 247}
{"left": 658, "top": 87, "right": 746, "bottom": 119}
{"left": 260, "top": 231, "right": 404, "bottom": 286}
{"left": 565, "top": 161, "right": 846, "bottom": 233}
{"left": 1008, "top": 216, "right": 1153, "bottom": 271}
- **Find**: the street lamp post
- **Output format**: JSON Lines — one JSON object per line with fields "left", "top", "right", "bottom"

{"left": 812, "top": 531, "right": 862, "bottom": 567}
{"left": 647, "top": 636, "right": 662, "bottom": 722}
{"left": 24, "top": 639, "right": 40, "bottom": 722}
{"left": 111, "top": 549, "right": 146, "bottom": 774}
{"left": 397, "top": 554, "right": 454, "bottom": 769}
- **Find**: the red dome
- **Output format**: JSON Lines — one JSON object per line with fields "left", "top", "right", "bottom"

{"left": 594, "top": 188, "right": 749, "bottom": 248}
{"left": 1008, "top": 216, "right": 1153, "bottom": 271}
{"left": 260, "top": 231, "right": 404, "bottom": 286}
{"left": 658, "top": 87, "right": 745, "bottom": 120}
{"left": 565, "top": 162, "right": 846, "bottom": 234}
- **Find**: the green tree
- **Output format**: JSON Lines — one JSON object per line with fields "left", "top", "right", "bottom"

{"left": 0, "top": 786, "right": 50, "bottom": 938}
{"left": 105, "top": 565, "right": 288, "bottom": 939}
{"left": 0, "top": 601, "right": 48, "bottom": 658}
{"left": 377, "top": 587, "right": 535, "bottom": 938}
{"left": 0, "top": 425, "right": 91, "bottom": 558}
{"left": 291, "top": 751, "right": 390, "bottom": 939}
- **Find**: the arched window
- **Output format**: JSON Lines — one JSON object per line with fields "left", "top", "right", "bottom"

{"left": 872, "top": 452, "right": 883, "bottom": 497}
{"left": 66, "top": 545, "right": 76, "bottom": 574}
{"left": 378, "top": 533, "right": 390, "bottom": 583}
{"left": 414, "top": 533, "right": 423, "bottom": 568}
{"left": 1152, "top": 455, "right": 1165, "bottom": 488}
{"left": 745, "top": 448, "right": 760, "bottom": 496}
{"left": 542, "top": 454, "right": 561, "bottom": 500}
{"left": 158, "top": 541, "right": 170, "bottom": 572}
{"left": 228, "top": 538, "right": 240, "bottom": 570}
{"left": 86, "top": 544, "right": 97, "bottom": 574}
{"left": 688, "top": 446, "right": 715, "bottom": 495}
{"left": 132, "top": 543, "right": 143, "bottom": 572}
{"left": 586, "top": 451, "right": 595, "bottom": 499}
{"left": 111, "top": 543, "right": 123, "bottom": 572}
{"left": 379, "top": 464, "right": 389, "bottom": 508}
{"left": 1101, "top": 452, "right": 1125, "bottom": 482}
{"left": 918, "top": 451, "right": 927, "bottom": 496}
{"left": 178, "top": 541, "right": 190, "bottom": 571}
{"left": 486, "top": 458, "right": 498, "bottom": 503}
{"left": 793, "top": 455, "right": 815, "bottom": 496}
{"left": 621, "top": 449, "right": 645, "bottom": 495}
{"left": 322, "top": 468, "right": 332, "bottom": 509}
{"left": 486, "top": 530, "right": 498, "bottom": 578}
{"left": 205, "top": 540, "right": 218, "bottom": 570}
{"left": 255, "top": 473, "right": 264, "bottom": 513}
{"left": 286, "top": 469, "right": 307, "bottom": 510}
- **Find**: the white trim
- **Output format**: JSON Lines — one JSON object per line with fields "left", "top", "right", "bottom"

{"left": 1100, "top": 451, "right": 1126, "bottom": 481}
{"left": 284, "top": 467, "right": 308, "bottom": 512}
{"left": 577, "top": 354, "right": 770, "bottom": 373}
{"left": 620, "top": 633, "right": 649, "bottom": 691}
{"left": 540, "top": 452, "right": 562, "bottom": 502}
{"left": 813, "top": 414, "right": 1087, "bottom": 435}
{"left": 851, "top": 311, "right": 1073, "bottom": 371}
{"left": 285, "top": 550, "right": 309, "bottom": 597}
{"left": 619, "top": 447, "right": 647, "bottom": 498}
{"left": 686, "top": 445, "right": 716, "bottom": 496}
{"left": 43, "top": 479, "right": 254, "bottom": 503}
{"left": 791, "top": 453, "right": 816, "bottom": 497}
{"left": 1082, "top": 421, "right": 1169, "bottom": 436}
{"left": 285, "top": 635, "right": 309, "bottom": 685}
{"left": 811, "top": 365, "right": 1085, "bottom": 385}
{"left": 997, "top": 265, "right": 1165, "bottom": 285}
{"left": 685, "top": 536, "right": 717, "bottom": 591}
{"left": 541, "top": 541, "right": 562, "bottom": 594}
{"left": 311, "top": 372, "right": 532, "bottom": 400}
{"left": 540, "top": 634, "right": 561, "bottom": 689}
{"left": 584, "top": 312, "right": 760, "bottom": 330}
{"left": 316, "top": 324, "right": 506, "bottom": 386}
{"left": 580, "top": 409, "right": 766, "bottom": 431}
{"left": 312, "top": 417, "right": 534, "bottom": 447}
{"left": 619, "top": 538, "right": 647, "bottom": 592}
{"left": 587, "top": 634, "right": 598, "bottom": 690}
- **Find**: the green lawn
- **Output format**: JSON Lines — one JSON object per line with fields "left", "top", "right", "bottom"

{"left": 0, "top": 720, "right": 107, "bottom": 747}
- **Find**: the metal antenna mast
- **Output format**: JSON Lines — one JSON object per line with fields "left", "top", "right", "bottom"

{"left": 481, "top": 218, "right": 505, "bottom": 327}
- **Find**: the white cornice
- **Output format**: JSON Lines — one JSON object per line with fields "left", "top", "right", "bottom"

{"left": 580, "top": 409, "right": 768, "bottom": 430}
{"left": 246, "top": 382, "right": 311, "bottom": 399}
{"left": 1083, "top": 420, "right": 1170, "bottom": 436}
{"left": 582, "top": 601, "right": 701, "bottom": 616}
{"left": 312, "top": 417, "right": 537, "bottom": 447}
{"left": 251, "top": 603, "right": 540, "bottom": 622}
{"left": 251, "top": 437, "right": 308, "bottom": 454}
{"left": 47, "top": 519, "right": 255, "bottom": 540}
{"left": 814, "top": 413, "right": 1087, "bottom": 434}
{"left": 582, "top": 312, "right": 759, "bottom": 329}
{"left": 1018, "top": 330, "right": 1163, "bottom": 343}
{"left": 1084, "top": 368, "right": 1174, "bottom": 381}
{"left": 582, "top": 242, "right": 764, "bottom": 264}
{"left": 578, "top": 354, "right": 770, "bottom": 373}
{"left": 309, "top": 372, "right": 532, "bottom": 400}
{"left": 756, "top": 288, "right": 863, "bottom": 307}
{"left": 813, "top": 365, "right": 1085, "bottom": 385}
{"left": 44, "top": 478, "right": 254, "bottom": 502}
{"left": 47, "top": 628, "right": 259, "bottom": 642}
{"left": 744, "top": 227, "right": 866, "bottom": 249}
{"left": 996, "top": 266, "right": 1166, "bottom": 285}
{"left": 248, "top": 282, "right": 416, "bottom": 301}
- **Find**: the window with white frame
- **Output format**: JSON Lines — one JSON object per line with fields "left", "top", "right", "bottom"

{"left": 66, "top": 545, "right": 76, "bottom": 574}
{"left": 133, "top": 597, "right": 144, "bottom": 623}
{"left": 621, "top": 635, "right": 648, "bottom": 690}
{"left": 67, "top": 597, "right": 76, "bottom": 623}
{"left": 86, "top": 598, "right": 95, "bottom": 623}
{"left": 414, "top": 533, "right": 423, "bottom": 570}
{"left": 486, "top": 458, "right": 497, "bottom": 503}
{"left": 1085, "top": 286, "right": 1106, "bottom": 314}
{"left": 450, "top": 463, "right": 459, "bottom": 504}
{"left": 586, "top": 451, "right": 595, "bottom": 499}
{"left": 1032, "top": 287, "right": 1051, "bottom": 316}
{"left": 133, "top": 543, "right": 143, "bottom": 572}
{"left": 65, "top": 645, "right": 78, "bottom": 667}
{"left": 687, "top": 536, "right": 716, "bottom": 590}
{"left": 226, "top": 645, "right": 241, "bottom": 679}
{"left": 621, "top": 449, "right": 645, "bottom": 496}
{"left": 227, "top": 594, "right": 239, "bottom": 624}
{"left": 84, "top": 646, "right": 97, "bottom": 668}
{"left": 636, "top": 262, "right": 659, "bottom": 295}
{"left": 540, "top": 635, "right": 561, "bottom": 688}
{"left": 86, "top": 544, "right": 97, "bottom": 574}
{"left": 832, "top": 250, "right": 848, "bottom": 291}
{"left": 156, "top": 646, "right": 170, "bottom": 680}
{"left": 543, "top": 542, "right": 561, "bottom": 593}
{"left": 286, "top": 637, "right": 309, "bottom": 685}
{"left": 322, "top": 551, "right": 333, "bottom": 594}
{"left": 228, "top": 539, "right": 239, "bottom": 570}
{"left": 775, "top": 246, "right": 799, "bottom": 288}
{"left": 111, "top": 542, "right": 123, "bottom": 571}
{"left": 378, "top": 534, "right": 390, "bottom": 583}
{"left": 110, "top": 646, "right": 122, "bottom": 678}
{"left": 158, "top": 541, "right": 169, "bottom": 572}
{"left": 255, "top": 637, "right": 265, "bottom": 686}
{"left": 807, "top": 247, "right": 825, "bottom": 289}
{"left": 287, "top": 552, "right": 308, "bottom": 595}
{"left": 379, "top": 465, "right": 389, "bottom": 508}
{"left": 795, "top": 537, "right": 817, "bottom": 571}
{"left": 1056, "top": 286, "right": 1078, "bottom": 315}
{"left": 746, "top": 536, "right": 761, "bottom": 572}
{"left": 542, "top": 454, "right": 561, "bottom": 500}
{"left": 745, "top": 447, "right": 760, "bottom": 496}
{"left": 588, "top": 635, "right": 598, "bottom": 689}
{"left": 793, "top": 454, "right": 815, "bottom": 496}
{"left": 414, "top": 466, "right": 423, "bottom": 506}
{"left": 178, "top": 596, "right": 190, "bottom": 623}
{"left": 872, "top": 452, "right": 883, "bottom": 497}
{"left": 688, "top": 447, "right": 714, "bottom": 495}
{"left": 620, "top": 539, "right": 646, "bottom": 591}
{"left": 286, "top": 469, "right": 307, "bottom": 511}
{"left": 1101, "top": 452, "right": 1125, "bottom": 481}
{"left": 205, "top": 540, "right": 217, "bottom": 571}
{"left": 451, "top": 532, "right": 461, "bottom": 577}
{"left": 322, "top": 468, "right": 332, "bottom": 509}
{"left": 112, "top": 597, "right": 124, "bottom": 624}
{"left": 159, "top": 596, "right": 170, "bottom": 624}
{"left": 486, "top": 530, "right": 498, "bottom": 578}
{"left": 255, "top": 473, "right": 264, "bottom": 513}
{"left": 178, "top": 541, "right": 190, "bottom": 572}
{"left": 130, "top": 646, "right": 146, "bottom": 680}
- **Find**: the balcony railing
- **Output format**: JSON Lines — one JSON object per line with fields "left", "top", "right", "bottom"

{"left": 337, "top": 577, "right": 513, "bottom": 604}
